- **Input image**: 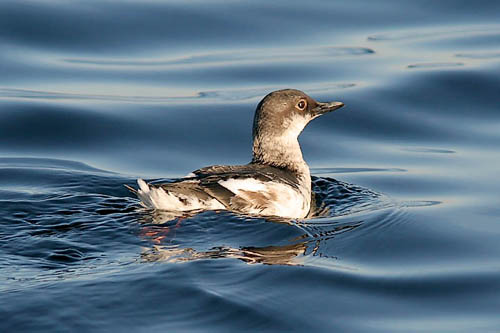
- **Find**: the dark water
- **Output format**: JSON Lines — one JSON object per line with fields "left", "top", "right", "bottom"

{"left": 1, "top": 0, "right": 500, "bottom": 331}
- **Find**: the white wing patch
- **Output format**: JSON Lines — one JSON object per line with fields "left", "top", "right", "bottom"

{"left": 218, "top": 178, "right": 309, "bottom": 218}
{"left": 219, "top": 178, "right": 267, "bottom": 193}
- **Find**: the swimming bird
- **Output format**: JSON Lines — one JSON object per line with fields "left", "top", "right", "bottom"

{"left": 129, "top": 89, "right": 344, "bottom": 219}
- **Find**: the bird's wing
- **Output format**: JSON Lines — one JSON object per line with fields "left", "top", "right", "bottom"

{"left": 191, "top": 164, "right": 303, "bottom": 213}
{"left": 193, "top": 164, "right": 300, "bottom": 189}
{"left": 156, "top": 179, "right": 218, "bottom": 202}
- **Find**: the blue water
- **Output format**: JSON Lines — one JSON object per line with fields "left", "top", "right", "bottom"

{"left": 1, "top": 0, "right": 500, "bottom": 331}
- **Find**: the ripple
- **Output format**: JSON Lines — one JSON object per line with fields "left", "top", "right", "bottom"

{"left": 310, "top": 176, "right": 396, "bottom": 217}
{"left": 0, "top": 157, "right": 113, "bottom": 173}
{"left": 367, "top": 25, "right": 500, "bottom": 42}
{"left": 399, "top": 200, "right": 441, "bottom": 208}
{"left": 0, "top": 83, "right": 355, "bottom": 103}
{"left": 455, "top": 52, "right": 500, "bottom": 59}
{"left": 312, "top": 167, "right": 407, "bottom": 174}
{"left": 46, "top": 248, "right": 87, "bottom": 263}
{"left": 402, "top": 147, "right": 456, "bottom": 154}
{"left": 0, "top": 87, "right": 195, "bottom": 103}
{"left": 198, "top": 83, "right": 356, "bottom": 101}
{"left": 63, "top": 46, "right": 375, "bottom": 68}
{"left": 407, "top": 62, "right": 464, "bottom": 69}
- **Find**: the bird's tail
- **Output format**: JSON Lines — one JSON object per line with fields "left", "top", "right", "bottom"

{"left": 124, "top": 179, "right": 155, "bottom": 208}
{"left": 128, "top": 179, "right": 204, "bottom": 211}
{"left": 135, "top": 178, "right": 156, "bottom": 208}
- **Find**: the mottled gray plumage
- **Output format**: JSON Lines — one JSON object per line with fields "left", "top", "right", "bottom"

{"left": 132, "top": 89, "right": 344, "bottom": 218}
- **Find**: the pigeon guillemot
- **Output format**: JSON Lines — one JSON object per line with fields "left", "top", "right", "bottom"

{"left": 130, "top": 89, "right": 344, "bottom": 219}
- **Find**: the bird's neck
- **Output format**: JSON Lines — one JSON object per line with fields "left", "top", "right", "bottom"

{"left": 251, "top": 133, "right": 310, "bottom": 178}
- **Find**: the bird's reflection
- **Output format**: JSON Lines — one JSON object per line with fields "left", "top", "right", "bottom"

{"left": 138, "top": 210, "right": 361, "bottom": 266}
{"left": 141, "top": 242, "right": 309, "bottom": 266}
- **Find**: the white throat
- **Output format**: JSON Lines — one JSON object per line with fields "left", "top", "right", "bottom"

{"left": 252, "top": 115, "right": 311, "bottom": 177}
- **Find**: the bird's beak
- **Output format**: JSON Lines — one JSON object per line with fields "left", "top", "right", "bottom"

{"left": 312, "top": 101, "right": 344, "bottom": 117}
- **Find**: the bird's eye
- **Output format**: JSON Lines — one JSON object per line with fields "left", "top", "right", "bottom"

{"left": 296, "top": 100, "right": 307, "bottom": 110}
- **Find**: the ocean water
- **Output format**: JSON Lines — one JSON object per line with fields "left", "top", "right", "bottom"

{"left": 1, "top": 1, "right": 500, "bottom": 331}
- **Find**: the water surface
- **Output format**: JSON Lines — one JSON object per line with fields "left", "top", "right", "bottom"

{"left": 1, "top": 1, "right": 500, "bottom": 332}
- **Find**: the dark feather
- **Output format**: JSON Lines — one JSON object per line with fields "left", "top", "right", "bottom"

{"left": 193, "top": 163, "right": 300, "bottom": 189}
